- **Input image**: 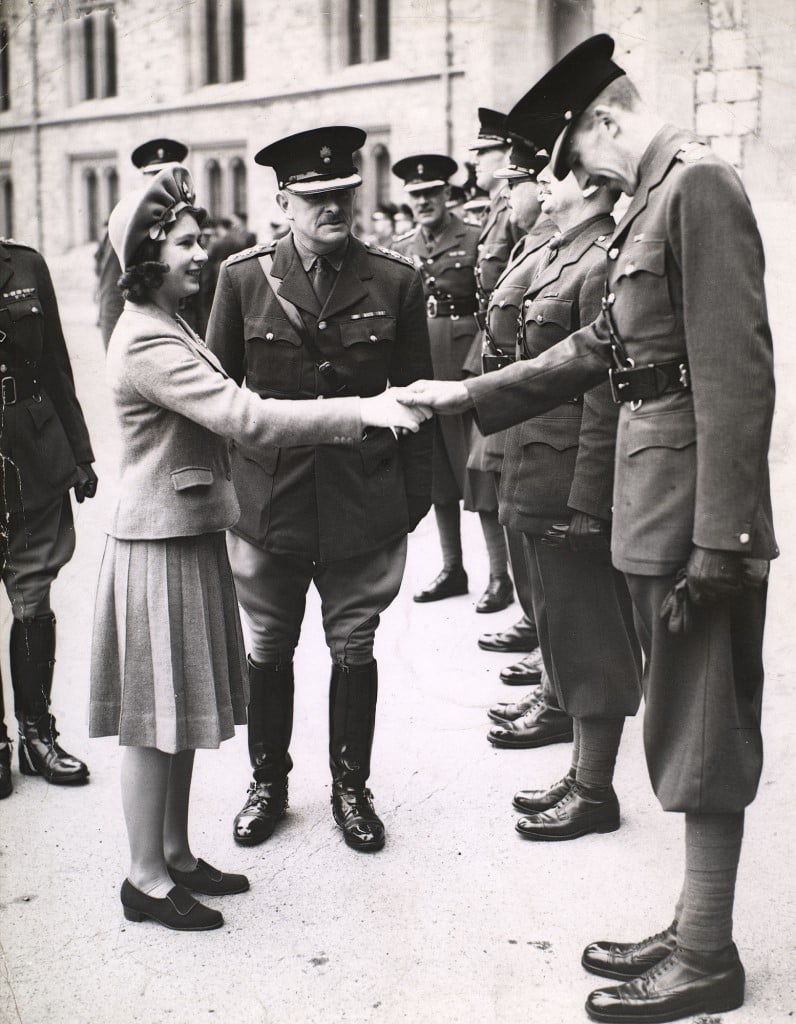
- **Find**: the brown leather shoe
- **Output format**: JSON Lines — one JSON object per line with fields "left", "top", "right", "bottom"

{"left": 585, "top": 944, "right": 744, "bottom": 1022}
{"left": 487, "top": 688, "right": 541, "bottom": 724}
{"left": 475, "top": 575, "right": 514, "bottom": 613}
{"left": 513, "top": 770, "right": 575, "bottom": 813}
{"left": 478, "top": 616, "right": 538, "bottom": 652}
{"left": 488, "top": 699, "right": 573, "bottom": 749}
{"left": 414, "top": 566, "right": 468, "bottom": 603}
{"left": 515, "top": 782, "right": 619, "bottom": 840}
{"left": 500, "top": 648, "right": 544, "bottom": 686}
{"left": 582, "top": 924, "right": 678, "bottom": 981}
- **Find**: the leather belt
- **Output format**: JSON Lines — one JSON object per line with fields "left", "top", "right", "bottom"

{"left": 426, "top": 295, "right": 478, "bottom": 319}
{"left": 1, "top": 365, "right": 41, "bottom": 405}
{"left": 609, "top": 359, "right": 690, "bottom": 406}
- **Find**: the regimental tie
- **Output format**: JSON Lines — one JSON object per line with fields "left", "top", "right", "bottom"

{"left": 533, "top": 234, "right": 562, "bottom": 280}
{"left": 311, "top": 256, "right": 336, "bottom": 307}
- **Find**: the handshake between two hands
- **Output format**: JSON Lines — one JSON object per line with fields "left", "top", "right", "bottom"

{"left": 360, "top": 380, "right": 472, "bottom": 433}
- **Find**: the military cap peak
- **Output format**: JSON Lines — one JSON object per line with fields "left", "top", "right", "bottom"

{"left": 255, "top": 126, "right": 366, "bottom": 195}
{"left": 131, "top": 137, "right": 189, "bottom": 169}
{"left": 392, "top": 154, "right": 458, "bottom": 192}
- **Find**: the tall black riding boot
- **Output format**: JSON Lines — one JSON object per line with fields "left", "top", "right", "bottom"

{"left": 12, "top": 614, "right": 89, "bottom": 785}
{"left": 0, "top": 674, "right": 12, "bottom": 799}
{"left": 329, "top": 661, "right": 384, "bottom": 852}
{"left": 233, "top": 658, "right": 294, "bottom": 846}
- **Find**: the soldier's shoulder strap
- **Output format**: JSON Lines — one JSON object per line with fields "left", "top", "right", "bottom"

{"left": 391, "top": 227, "right": 417, "bottom": 244}
{"left": 224, "top": 242, "right": 276, "bottom": 268}
{"left": 0, "top": 237, "right": 36, "bottom": 252}
{"left": 363, "top": 241, "right": 415, "bottom": 267}
{"left": 675, "top": 141, "right": 708, "bottom": 164}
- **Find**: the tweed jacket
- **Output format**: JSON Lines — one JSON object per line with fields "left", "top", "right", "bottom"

{"left": 0, "top": 240, "right": 94, "bottom": 514}
{"left": 499, "top": 213, "right": 617, "bottom": 535}
{"left": 106, "top": 303, "right": 362, "bottom": 541}
{"left": 206, "top": 233, "right": 433, "bottom": 561}
{"left": 467, "top": 125, "right": 777, "bottom": 574}
{"left": 393, "top": 213, "right": 480, "bottom": 380}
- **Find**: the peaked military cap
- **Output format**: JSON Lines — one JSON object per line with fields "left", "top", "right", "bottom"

{"left": 469, "top": 108, "right": 513, "bottom": 151}
{"left": 109, "top": 165, "right": 198, "bottom": 270}
{"left": 494, "top": 137, "right": 550, "bottom": 183}
{"left": 392, "top": 154, "right": 458, "bottom": 193}
{"left": 506, "top": 34, "right": 625, "bottom": 179}
{"left": 255, "top": 126, "right": 366, "bottom": 195}
{"left": 131, "top": 138, "right": 189, "bottom": 171}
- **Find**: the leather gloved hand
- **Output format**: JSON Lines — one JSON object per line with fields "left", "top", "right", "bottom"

{"left": 566, "top": 511, "right": 612, "bottom": 558}
{"left": 660, "top": 569, "right": 692, "bottom": 634}
{"left": 73, "top": 462, "right": 99, "bottom": 503}
{"left": 407, "top": 494, "right": 431, "bottom": 533}
{"left": 741, "top": 558, "right": 769, "bottom": 588}
{"left": 541, "top": 522, "right": 570, "bottom": 549}
{"left": 685, "top": 545, "right": 743, "bottom": 605}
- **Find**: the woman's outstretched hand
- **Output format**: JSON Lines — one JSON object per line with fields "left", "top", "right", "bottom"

{"left": 360, "top": 390, "right": 433, "bottom": 433}
{"left": 395, "top": 379, "right": 473, "bottom": 414}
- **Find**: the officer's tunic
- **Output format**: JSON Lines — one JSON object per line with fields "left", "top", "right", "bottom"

{"left": 0, "top": 240, "right": 94, "bottom": 617}
{"left": 206, "top": 232, "right": 433, "bottom": 664}
{"left": 466, "top": 125, "right": 776, "bottom": 811}
{"left": 500, "top": 213, "right": 641, "bottom": 718}
{"left": 393, "top": 213, "right": 494, "bottom": 509}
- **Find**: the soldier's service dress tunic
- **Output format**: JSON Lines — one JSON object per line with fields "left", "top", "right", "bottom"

{"left": 207, "top": 232, "right": 433, "bottom": 666}
{"left": 393, "top": 213, "right": 494, "bottom": 510}
{"left": 466, "top": 125, "right": 776, "bottom": 812}
{"left": 500, "top": 213, "right": 641, "bottom": 719}
{"left": 0, "top": 240, "right": 95, "bottom": 618}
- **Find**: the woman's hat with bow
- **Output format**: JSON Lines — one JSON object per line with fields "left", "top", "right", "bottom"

{"left": 109, "top": 165, "right": 198, "bottom": 270}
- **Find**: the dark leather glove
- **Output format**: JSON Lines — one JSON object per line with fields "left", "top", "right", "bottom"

{"left": 73, "top": 462, "right": 99, "bottom": 503}
{"left": 660, "top": 569, "right": 692, "bottom": 634}
{"left": 541, "top": 522, "right": 570, "bottom": 549}
{"left": 567, "top": 511, "right": 612, "bottom": 557}
{"left": 407, "top": 494, "right": 431, "bottom": 533}
{"left": 741, "top": 558, "right": 769, "bottom": 588}
{"left": 685, "top": 545, "right": 743, "bottom": 605}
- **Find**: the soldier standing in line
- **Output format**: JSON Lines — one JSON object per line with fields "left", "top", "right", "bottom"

{"left": 95, "top": 138, "right": 188, "bottom": 349}
{"left": 207, "top": 126, "right": 433, "bottom": 854}
{"left": 400, "top": 35, "right": 775, "bottom": 1023}
{"left": 0, "top": 238, "right": 98, "bottom": 798}
{"left": 392, "top": 154, "right": 513, "bottom": 613}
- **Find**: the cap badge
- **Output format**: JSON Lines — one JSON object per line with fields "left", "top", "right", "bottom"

{"left": 320, "top": 145, "right": 332, "bottom": 164}
{"left": 417, "top": 163, "right": 424, "bottom": 175}
{"left": 156, "top": 147, "right": 165, "bottom": 159}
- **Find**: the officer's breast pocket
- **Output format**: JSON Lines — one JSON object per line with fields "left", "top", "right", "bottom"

{"left": 3, "top": 298, "right": 45, "bottom": 361}
{"left": 523, "top": 297, "right": 573, "bottom": 356}
{"left": 613, "top": 240, "right": 675, "bottom": 339}
{"left": 339, "top": 316, "right": 396, "bottom": 389}
{"left": 244, "top": 314, "right": 302, "bottom": 395}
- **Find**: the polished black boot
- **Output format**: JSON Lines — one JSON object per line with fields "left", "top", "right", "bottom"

{"left": 12, "top": 615, "right": 89, "bottom": 785}
{"left": 329, "top": 661, "right": 384, "bottom": 852}
{"left": 0, "top": 678, "right": 12, "bottom": 799}
{"left": 233, "top": 658, "right": 293, "bottom": 846}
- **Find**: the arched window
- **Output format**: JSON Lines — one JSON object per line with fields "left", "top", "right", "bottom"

{"left": 70, "top": 4, "right": 118, "bottom": 103}
{"left": 230, "top": 158, "right": 247, "bottom": 217}
{"left": 85, "top": 168, "right": 100, "bottom": 242}
{"left": 344, "top": 0, "right": 389, "bottom": 65}
{"left": 373, "top": 144, "right": 391, "bottom": 206}
{"left": 202, "top": 0, "right": 245, "bottom": 85}
{"left": 206, "top": 160, "right": 223, "bottom": 217}
{"left": 83, "top": 15, "right": 97, "bottom": 98}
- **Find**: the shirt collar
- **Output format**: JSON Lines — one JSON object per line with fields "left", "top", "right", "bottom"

{"left": 292, "top": 232, "right": 348, "bottom": 273}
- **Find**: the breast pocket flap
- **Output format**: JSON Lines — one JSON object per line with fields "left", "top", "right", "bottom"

{"left": 627, "top": 410, "right": 696, "bottom": 456}
{"left": 525, "top": 297, "right": 573, "bottom": 330}
{"left": 340, "top": 317, "right": 396, "bottom": 348}
{"left": 519, "top": 415, "right": 581, "bottom": 451}
{"left": 615, "top": 240, "right": 666, "bottom": 280}
{"left": 244, "top": 315, "right": 302, "bottom": 347}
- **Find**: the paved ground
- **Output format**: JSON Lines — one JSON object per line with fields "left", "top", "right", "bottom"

{"left": 0, "top": 242, "right": 794, "bottom": 1024}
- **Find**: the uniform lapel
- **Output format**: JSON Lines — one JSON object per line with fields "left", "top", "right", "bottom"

{"left": 0, "top": 243, "right": 14, "bottom": 294}
{"left": 611, "top": 124, "right": 690, "bottom": 245}
{"left": 319, "top": 237, "right": 371, "bottom": 319}
{"left": 429, "top": 214, "right": 466, "bottom": 257}
{"left": 270, "top": 233, "right": 320, "bottom": 315}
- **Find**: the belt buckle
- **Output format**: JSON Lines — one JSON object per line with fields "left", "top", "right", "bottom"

{"left": 1, "top": 375, "right": 16, "bottom": 405}
{"left": 426, "top": 295, "right": 438, "bottom": 318}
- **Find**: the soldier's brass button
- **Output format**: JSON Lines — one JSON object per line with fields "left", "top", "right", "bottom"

{"left": 524, "top": 300, "right": 531, "bottom": 308}
{"left": 739, "top": 532, "right": 750, "bottom": 544}
{"left": 31, "top": 306, "right": 39, "bottom": 313}
{"left": 598, "top": 235, "right": 606, "bottom": 241}
{"left": 455, "top": 262, "right": 461, "bottom": 268}
{"left": 369, "top": 334, "right": 377, "bottom": 342}
{"left": 265, "top": 332, "right": 274, "bottom": 340}
{"left": 0, "top": 365, "right": 6, "bottom": 372}
{"left": 536, "top": 314, "right": 544, "bottom": 323}
{"left": 429, "top": 277, "right": 436, "bottom": 283}
{"left": 607, "top": 292, "right": 616, "bottom": 305}
{"left": 318, "top": 321, "right": 327, "bottom": 330}
{"left": 608, "top": 248, "right": 619, "bottom": 260}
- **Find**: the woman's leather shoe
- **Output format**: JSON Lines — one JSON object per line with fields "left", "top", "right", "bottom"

{"left": 120, "top": 880, "right": 223, "bottom": 931}
{"left": 500, "top": 649, "right": 544, "bottom": 686}
{"left": 168, "top": 858, "right": 249, "bottom": 895}
{"left": 475, "top": 575, "right": 514, "bottom": 613}
{"left": 413, "top": 566, "right": 468, "bottom": 603}
{"left": 513, "top": 771, "right": 575, "bottom": 813}
{"left": 582, "top": 924, "right": 678, "bottom": 980}
{"left": 516, "top": 783, "right": 619, "bottom": 840}
{"left": 585, "top": 944, "right": 744, "bottom": 1022}
{"left": 0, "top": 743, "right": 12, "bottom": 799}
{"left": 487, "top": 688, "right": 541, "bottom": 724}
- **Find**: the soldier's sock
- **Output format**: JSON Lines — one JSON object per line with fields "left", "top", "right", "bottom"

{"left": 478, "top": 509, "right": 508, "bottom": 577}
{"left": 434, "top": 503, "right": 462, "bottom": 569}
{"left": 574, "top": 716, "right": 625, "bottom": 789}
{"left": 677, "top": 811, "right": 744, "bottom": 953}
{"left": 570, "top": 719, "right": 581, "bottom": 774}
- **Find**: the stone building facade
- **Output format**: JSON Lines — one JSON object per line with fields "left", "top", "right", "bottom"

{"left": 0, "top": 0, "right": 793, "bottom": 255}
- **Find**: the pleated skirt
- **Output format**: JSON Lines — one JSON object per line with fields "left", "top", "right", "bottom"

{"left": 89, "top": 531, "right": 248, "bottom": 753}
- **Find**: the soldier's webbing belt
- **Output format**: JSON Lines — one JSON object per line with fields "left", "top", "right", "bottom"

{"left": 257, "top": 253, "right": 348, "bottom": 394}
{"left": 0, "top": 365, "right": 41, "bottom": 405}
{"left": 425, "top": 294, "right": 478, "bottom": 319}
{"left": 601, "top": 284, "right": 690, "bottom": 406}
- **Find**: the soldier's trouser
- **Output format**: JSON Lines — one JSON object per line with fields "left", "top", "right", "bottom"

{"left": 625, "top": 573, "right": 766, "bottom": 813}
{"left": 1, "top": 494, "right": 75, "bottom": 620}
{"left": 525, "top": 535, "right": 642, "bottom": 719}
{"left": 227, "top": 534, "right": 407, "bottom": 667}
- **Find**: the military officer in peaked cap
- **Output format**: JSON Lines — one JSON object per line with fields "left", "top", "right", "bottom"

{"left": 96, "top": 138, "right": 189, "bottom": 349}
{"left": 206, "top": 126, "right": 433, "bottom": 854}
{"left": 392, "top": 154, "right": 513, "bottom": 613}
{"left": 400, "top": 34, "right": 776, "bottom": 1023}
{"left": 0, "top": 237, "right": 98, "bottom": 799}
